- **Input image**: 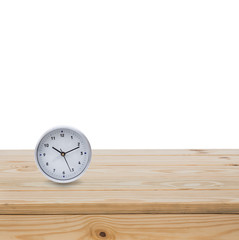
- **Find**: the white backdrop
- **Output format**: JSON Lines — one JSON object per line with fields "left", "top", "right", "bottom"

{"left": 0, "top": 1, "right": 239, "bottom": 149}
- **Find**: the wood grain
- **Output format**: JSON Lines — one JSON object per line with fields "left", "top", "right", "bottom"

{"left": 0, "top": 150, "right": 239, "bottom": 214}
{"left": 1, "top": 214, "right": 239, "bottom": 240}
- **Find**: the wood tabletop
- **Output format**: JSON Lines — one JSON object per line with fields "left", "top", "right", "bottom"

{"left": 1, "top": 149, "right": 239, "bottom": 214}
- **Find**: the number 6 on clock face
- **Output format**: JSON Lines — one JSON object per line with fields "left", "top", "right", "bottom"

{"left": 35, "top": 127, "right": 92, "bottom": 183}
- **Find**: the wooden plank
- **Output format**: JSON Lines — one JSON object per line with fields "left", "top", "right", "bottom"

{"left": 1, "top": 150, "right": 239, "bottom": 166}
{"left": 1, "top": 149, "right": 239, "bottom": 156}
{"left": 1, "top": 165, "right": 239, "bottom": 190}
{"left": 1, "top": 214, "right": 239, "bottom": 240}
{"left": 93, "top": 149, "right": 239, "bottom": 156}
{"left": 1, "top": 191, "right": 239, "bottom": 214}
{"left": 91, "top": 155, "right": 239, "bottom": 165}
{"left": 0, "top": 150, "right": 239, "bottom": 214}
{"left": 1, "top": 150, "right": 239, "bottom": 167}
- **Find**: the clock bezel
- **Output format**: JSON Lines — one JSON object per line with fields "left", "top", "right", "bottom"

{"left": 34, "top": 126, "right": 92, "bottom": 184}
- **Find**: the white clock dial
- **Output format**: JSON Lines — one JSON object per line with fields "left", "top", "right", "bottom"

{"left": 35, "top": 127, "right": 92, "bottom": 183}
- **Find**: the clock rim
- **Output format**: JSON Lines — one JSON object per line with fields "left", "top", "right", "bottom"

{"left": 34, "top": 126, "right": 92, "bottom": 184}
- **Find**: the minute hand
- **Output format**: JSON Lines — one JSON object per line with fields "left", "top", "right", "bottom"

{"left": 65, "top": 147, "right": 79, "bottom": 155}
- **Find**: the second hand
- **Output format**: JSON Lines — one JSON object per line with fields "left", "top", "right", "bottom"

{"left": 60, "top": 148, "right": 72, "bottom": 172}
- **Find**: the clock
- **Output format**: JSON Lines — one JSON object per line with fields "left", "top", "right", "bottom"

{"left": 35, "top": 127, "right": 92, "bottom": 183}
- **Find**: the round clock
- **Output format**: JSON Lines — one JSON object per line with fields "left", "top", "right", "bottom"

{"left": 35, "top": 127, "right": 92, "bottom": 183}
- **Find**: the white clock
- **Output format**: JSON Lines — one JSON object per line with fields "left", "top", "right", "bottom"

{"left": 35, "top": 127, "right": 92, "bottom": 183}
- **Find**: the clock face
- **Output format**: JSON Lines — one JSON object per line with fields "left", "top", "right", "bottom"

{"left": 35, "top": 127, "right": 92, "bottom": 183}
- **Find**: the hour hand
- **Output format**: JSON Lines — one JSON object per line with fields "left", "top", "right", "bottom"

{"left": 52, "top": 147, "right": 62, "bottom": 154}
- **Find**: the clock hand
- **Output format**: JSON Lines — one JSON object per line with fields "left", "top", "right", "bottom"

{"left": 65, "top": 146, "right": 80, "bottom": 155}
{"left": 52, "top": 147, "right": 62, "bottom": 154}
{"left": 63, "top": 155, "right": 72, "bottom": 172}
{"left": 60, "top": 148, "right": 72, "bottom": 172}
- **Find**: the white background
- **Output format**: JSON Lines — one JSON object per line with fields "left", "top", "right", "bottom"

{"left": 0, "top": 1, "right": 239, "bottom": 149}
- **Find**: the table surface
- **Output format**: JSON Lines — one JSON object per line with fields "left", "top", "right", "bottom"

{"left": 1, "top": 149, "right": 239, "bottom": 214}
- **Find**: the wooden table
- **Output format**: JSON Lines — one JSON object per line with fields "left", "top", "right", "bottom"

{"left": 1, "top": 149, "right": 239, "bottom": 239}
